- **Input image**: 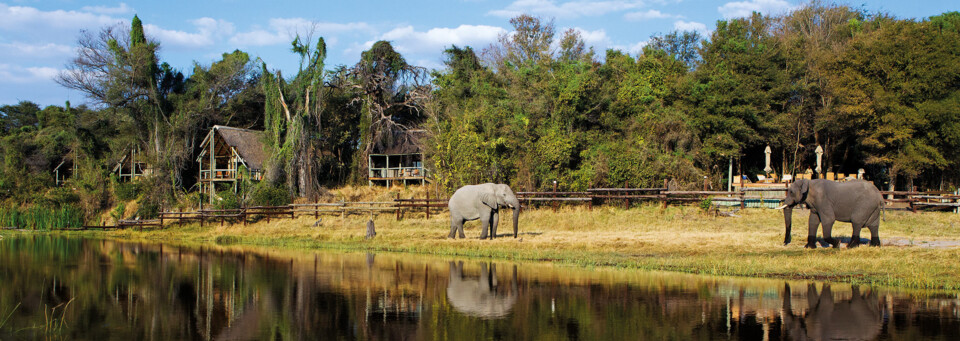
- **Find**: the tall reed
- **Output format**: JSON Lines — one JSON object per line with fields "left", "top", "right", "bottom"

{"left": 0, "top": 206, "right": 83, "bottom": 230}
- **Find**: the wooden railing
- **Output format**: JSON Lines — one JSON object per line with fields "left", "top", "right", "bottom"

{"left": 75, "top": 186, "right": 956, "bottom": 230}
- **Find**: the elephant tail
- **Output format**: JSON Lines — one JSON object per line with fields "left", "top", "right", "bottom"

{"left": 880, "top": 202, "right": 886, "bottom": 222}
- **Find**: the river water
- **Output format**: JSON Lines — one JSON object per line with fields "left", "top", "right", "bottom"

{"left": 0, "top": 235, "right": 957, "bottom": 340}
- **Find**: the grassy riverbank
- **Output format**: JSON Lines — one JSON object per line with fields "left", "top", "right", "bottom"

{"left": 23, "top": 203, "right": 960, "bottom": 292}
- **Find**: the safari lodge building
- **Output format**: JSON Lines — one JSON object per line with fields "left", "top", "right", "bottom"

{"left": 196, "top": 125, "right": 266, "bottom": 202}
{"left": 367, "top": 130, "right": 429, "bottom": 188}
{"left": 112, "top": 147, "right": 150, "bottom": 182}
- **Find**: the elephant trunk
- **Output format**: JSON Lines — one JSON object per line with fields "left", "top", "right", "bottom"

{"left": 512, "top": 206, "right": 520, "bottom": 238}
{"left": 783, "top": 206, "right": 793, "bottom": 245}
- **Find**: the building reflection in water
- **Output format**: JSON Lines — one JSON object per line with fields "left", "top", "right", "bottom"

{"left": 0, "top": 236, "right": 957, "bottom": 340}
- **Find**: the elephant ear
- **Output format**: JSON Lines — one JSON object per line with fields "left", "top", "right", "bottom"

{"left": 799, "top": 179, "right": 810, "bottom": 198}
{"left": 480, "top": 192, "right": 498, "bottom": 209}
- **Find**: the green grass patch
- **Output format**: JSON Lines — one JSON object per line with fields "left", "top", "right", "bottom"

{"left": 0, "top": 206, "right": 83, "bottom": 230}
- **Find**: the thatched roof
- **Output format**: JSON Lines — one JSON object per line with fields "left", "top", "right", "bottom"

{"left": 200, "top": 125, "right": 268, "bottom": 170}
{"left": 373, "top": 129, "right": 427, "bottom": 155}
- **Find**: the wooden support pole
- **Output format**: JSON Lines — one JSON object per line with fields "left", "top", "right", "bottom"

{"left": 553, "top": 181, "right": 559, "bottom": 213}
{"left": 396, "top": 193, "right": 401, "bottom": 221}
{"left": 624, "top": 180, "right": 630, "bottom": 209}
{"left": 426, "top": 191, "right": 431, "bottom": 219}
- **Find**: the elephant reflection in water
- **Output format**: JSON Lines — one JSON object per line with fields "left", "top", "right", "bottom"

{"left": 782, "top": 283, "right": 882, "bottom": 341}
{"left": 446, "top": 261, "right": 519, "bottom": 318}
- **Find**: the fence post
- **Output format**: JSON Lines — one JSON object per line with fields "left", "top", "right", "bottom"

{"left": 553, "top": 181, "right": 559, "bottom": 213}
{"left": 426, "top": 191, "right": 431, "bottom": 219}
{"left": 740, "top": 190, "right": 745, "bottom": 210}
{"left": 624, "top": 180, "right": 630, "bottom": 209}
{"left": 396, "top": 193, "right": 401, "bottom": 221}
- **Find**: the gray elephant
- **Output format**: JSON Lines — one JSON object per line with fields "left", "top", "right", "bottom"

{"left": 781, "top": 283, "right": 882, "bottom": 341}
{"left": 448, "top": 183, "right": 520, "bottom": 239}
{"left": 446, "top": 261, "right": 519, "bottom": 319}
{"left": 776, "top": 179, "right": 884, "bottom": 248}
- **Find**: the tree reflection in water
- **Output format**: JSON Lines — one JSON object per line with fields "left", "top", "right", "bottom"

{"left": 0, "top": 235, "right": 957, "bottom": 340}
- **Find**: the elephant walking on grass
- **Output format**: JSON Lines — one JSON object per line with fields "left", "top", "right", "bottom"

{"left": 776, "top": 179, "right": 884, "bottom": 248}
{"left": 448, "top": 183, "right": 520, "bottom": 239}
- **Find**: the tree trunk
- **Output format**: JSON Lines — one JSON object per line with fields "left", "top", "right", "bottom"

{"left": 887, "top": 171, "right": 897, "bottom": 200}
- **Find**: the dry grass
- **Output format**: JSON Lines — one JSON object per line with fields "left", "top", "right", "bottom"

{"left": 39, "top": 200, "right": 960, "bottom": 291}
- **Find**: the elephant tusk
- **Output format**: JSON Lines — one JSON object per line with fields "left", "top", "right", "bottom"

{"left": 774, "top": 204, "right": 788, "bottom": 210}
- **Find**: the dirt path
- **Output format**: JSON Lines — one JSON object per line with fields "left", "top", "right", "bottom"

{"left": 884, "top": 237, "right": 960, "bottom": 249}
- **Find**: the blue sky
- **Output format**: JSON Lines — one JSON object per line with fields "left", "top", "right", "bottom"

{"left": 0, "top": 0, "right": 956, "bottom": 106}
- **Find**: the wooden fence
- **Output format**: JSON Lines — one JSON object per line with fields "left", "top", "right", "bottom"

{"left": 77, "top": 186, "right": 957, "bottom": 230}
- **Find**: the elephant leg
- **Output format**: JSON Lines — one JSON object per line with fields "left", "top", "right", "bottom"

{"left": 821, "top": 219, "right": 839, "bottom": 248}
{"left": 868, "top": 223, "right": 881, "bottom": 247}
{"left": 848, "top": 222, "right": 863, "bottom": 248}
{"left": 490, "top": 211, "right": 499, "bottom": 240}
{"left": 479, "top": 213, "right": 490, "bottom": 239}
{"left": 805, "top": 214, "right": 820, "bottom": 249}
{"left": 449, "top": 216, "right": 463, "bottom": 239}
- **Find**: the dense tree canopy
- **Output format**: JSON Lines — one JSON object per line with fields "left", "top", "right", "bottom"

{"left": 2, "top": 4, "right": 959, "bottom": 221}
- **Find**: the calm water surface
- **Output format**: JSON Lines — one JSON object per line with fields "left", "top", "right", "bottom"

{"left": 0, "top": 235, "right": 958, "bottom": 340}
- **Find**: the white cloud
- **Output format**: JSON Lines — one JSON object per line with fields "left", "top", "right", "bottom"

{"left": 0, "top": 42, "right": 74, "bottom": 59}
{"left": 361, "top": 24, "right": 506, "bottom": 55}
{"left": 567, "top": 27, "right": 611, "bottom": 49}
{"left": 624, "top": 9, "right": 679, "bottom": 20}
{"left": 81, "top": 3, "right": 133, "bottom": 15}
{"left": 718, "top": 0, "right": 796, "bottom": 19}
{"left": 414, "top": 58, "right": 445, "bottom": 71}
{"left": 0, "top": 3, "right": 122, "bottom": 33}
{"left": 609, "top": 40, "right": 648, "bottom": 55}
{"left": 489, "top": 0, "right": 647, "bottom": 19}
{"left": 627, "top": 41, "right": 648, "bottom": 55}
{"left": 673, "top": 20, "right": 708, "bottom": 33}
{"left": 145, "top": 17, "right": 235, "bottom": 48}
{"left": 0, "top": 64, "right": 60, "bottom": 83}
{"left": 230, "top": 18, "right": 372, "bottom": 46}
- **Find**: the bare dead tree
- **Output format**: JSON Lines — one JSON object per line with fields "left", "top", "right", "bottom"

{"left": 348, "top": 41, "right": 431, "bottom": 179}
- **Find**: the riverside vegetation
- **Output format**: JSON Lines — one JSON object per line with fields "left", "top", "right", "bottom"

{"left": 2, "top": 4, "right": 960, "bottom": 226}
{"left": 19, "top": 199, "right": 959, "bottom": 292}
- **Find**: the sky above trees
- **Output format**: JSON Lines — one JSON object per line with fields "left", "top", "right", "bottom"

{"left": 0, "top": 0, "right": 956, "bottom": 106}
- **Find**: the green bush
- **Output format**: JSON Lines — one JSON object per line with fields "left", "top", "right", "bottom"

{"left": 250, "top": 184, "right": 291, "bottom": 207}
{"left": 114, "top": 181, "right": 141, "bottom": 201}
{"left": 41, "top": 187, "right": 80, "bottom": 206}
{"left": 135, "top": 200, "right": 160, "bottom": 219}
{"left": 698, "top": 197, "right": 713, "bottom": 212}
{"left": 110, "top": 202, "right": 127, "bottom": 222}
{"left": 213, "top": 190, "right": 240, "bottom": 210}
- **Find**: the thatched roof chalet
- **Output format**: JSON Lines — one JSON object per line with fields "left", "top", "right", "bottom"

{"left": 197, "top": 125, "right": 267, "bottom": 172}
